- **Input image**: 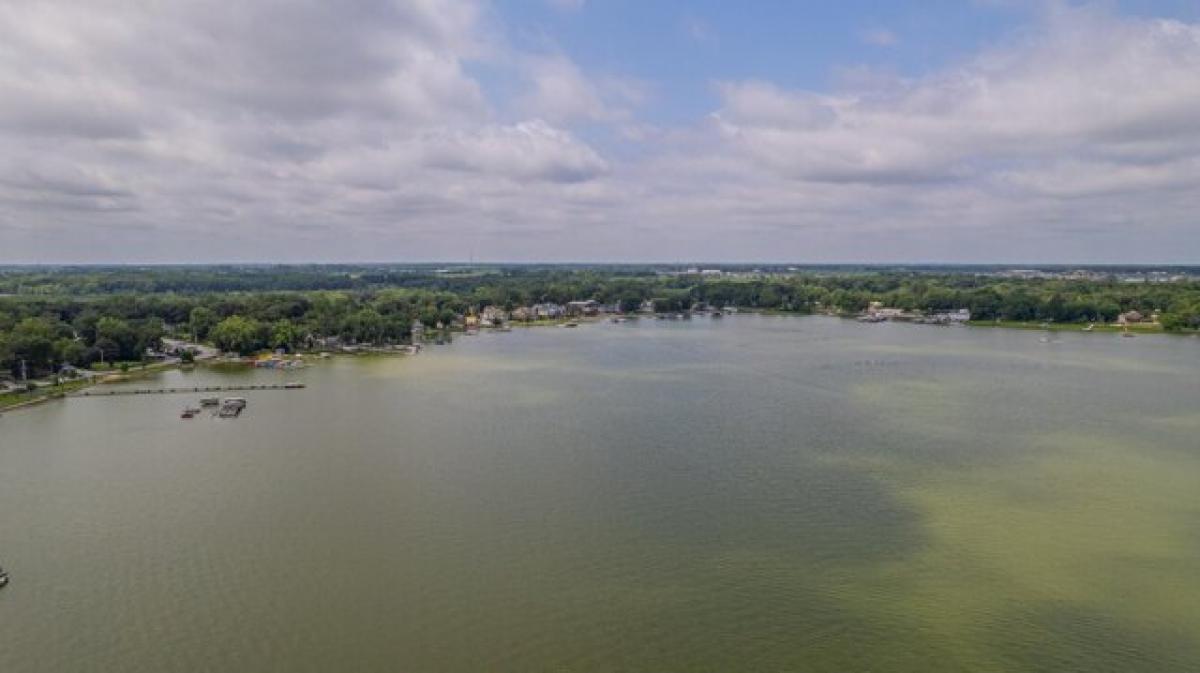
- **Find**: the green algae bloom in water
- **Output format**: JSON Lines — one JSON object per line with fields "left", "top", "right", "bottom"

{"left": 1, "top": 316, "right": 1197, "bottom": 672}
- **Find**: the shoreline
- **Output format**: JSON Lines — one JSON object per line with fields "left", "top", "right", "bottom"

{"left": 4, "top": 314, "right": 1194, "bottom": 415}
{"left": 0, "top": 360, "right": 182, "bottom": 414}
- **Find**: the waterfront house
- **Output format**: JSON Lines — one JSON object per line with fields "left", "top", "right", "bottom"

{"left": 1118, "top": 310, "right": 1144, "bottom": 324}
{"left": 929, "top": 308, "right": 972, "bottom": 324}
{"left": 511, "top": 306, "right": 533, "bottom": 322}
{"left": 311, "top": 335, "right": 342, "bottom": 349}
{"left": 566, "top": 300, "right": 601, "bottom": 316}
{"left": 481, "top": 306, "right": 507, "bottom": 323}
{"left": 862, "top": 302, "right": 921, "bottom": 322}
{"left": 533, "top": 303, "right": 565, "bottom": 319}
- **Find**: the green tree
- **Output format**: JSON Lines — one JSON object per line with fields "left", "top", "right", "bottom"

{"left": 55, "top": 338, "right": 88, "bottom": 367}
{"left": 270, "top": 320, "right": 299, "bottom": 351}
{"left": 96, "top": 317, "right": 137, "bottom": 361}
{"left": 189, "top": 306, "right": 217, "bottom": 341}
{"left": 6, "top": 317, "right": 58, "bottom": 377}
{"left": 210, "top": 315, "right": 266, "bottom": 354}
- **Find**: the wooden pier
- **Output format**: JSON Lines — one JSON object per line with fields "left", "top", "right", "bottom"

{"left": 70, "top": 383, "right": 305, "bottom": 397}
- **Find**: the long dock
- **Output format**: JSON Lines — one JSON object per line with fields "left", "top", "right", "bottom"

{"left": 71, "top": 383, "right": 305, "bottom": 397}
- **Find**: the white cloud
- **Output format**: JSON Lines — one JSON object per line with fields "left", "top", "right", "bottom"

{"left": 0, "top": 2, "right": 1198, "bottom": 263}
{"left": 0, "top": 0, "right": 624, "bottom": 260}
{"left": 516, "top": 55, "right": 648, "bottom": 124}
{"left": 714, "top": 8, "right": 1200, "bottom": 189}
{"left": 420, "top": 121, "right": 610, "bottom": 183}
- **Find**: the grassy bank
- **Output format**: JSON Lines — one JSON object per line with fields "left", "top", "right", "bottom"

{"left": 0, "top": 378, "right": 95, "bottom": 412}
{"left": 0, "top": 360, "right": 183, "bottom": 412}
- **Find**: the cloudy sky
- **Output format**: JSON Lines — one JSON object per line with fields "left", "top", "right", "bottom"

{"left": 1, "top": 0, "right": 1198, "bottom": 263}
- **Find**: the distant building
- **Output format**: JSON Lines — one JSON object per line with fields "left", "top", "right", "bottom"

{"left": 533, "top": 303, "right": 564, "bottom": 319}
{"left": 480, "top": 306, "right": 507, "bottom": 323}
{"left": 1118, "top": 310, "right": 1144, "bottom": 324}
{"left": 411, "top": 320, "right": 425, "bottom": 343}
{"left": 929, "top": 308, "right": 971, "bottom": 324}
{"left": 863, "top": 301, "right": 922, "bottom": 321}
{"left": 566, "top": 300, "right": 600, "bottom": 316}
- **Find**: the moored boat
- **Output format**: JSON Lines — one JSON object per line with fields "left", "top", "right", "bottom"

{"left": 218, "top": 397, "right": 247, "bottom": 417}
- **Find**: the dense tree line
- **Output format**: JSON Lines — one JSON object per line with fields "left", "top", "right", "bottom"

{"left": 2, "top": 267, "right": 1197, "bottom": 378}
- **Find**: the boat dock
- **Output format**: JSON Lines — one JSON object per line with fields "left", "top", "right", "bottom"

{"left": 71, "top": 383, "right": 305, "bottom": 397}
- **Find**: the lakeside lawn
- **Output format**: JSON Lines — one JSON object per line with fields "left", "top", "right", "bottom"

{"left": 0, "top": 378, "right": 95, "bottom": 411}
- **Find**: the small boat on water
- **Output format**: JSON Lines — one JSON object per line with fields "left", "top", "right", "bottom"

{"left": 180, "top": 407, "right": 201, "bottom": 419}
{"left": 1083, "top": 323, "right": 1095, "bottom": 332}
{"left": 199, "top": 397, "right": 220, "bottom": 407}
{"left": 0, "top": 566, "right": 9, "bottom": 588}
{"left": 218, "top": 398, "right": 247, "bottom": 418}
{"left": 283, "top": 382, "right": 305, "bottom": 389}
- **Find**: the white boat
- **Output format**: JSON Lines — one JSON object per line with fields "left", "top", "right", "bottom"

{"left": 0, "top": 566, "right": 9, "bottom": 588}
{"left": 219, "top": 398, "right": 247, "bottom": 417}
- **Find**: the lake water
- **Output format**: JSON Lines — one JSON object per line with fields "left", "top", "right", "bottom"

{"left": 2, "top": 316, "right": 1199, "bottom": 672}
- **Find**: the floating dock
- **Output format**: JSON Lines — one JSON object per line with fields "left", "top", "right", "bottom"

{"left": 71, "top": 383, "right": 305, "bottom": 397}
